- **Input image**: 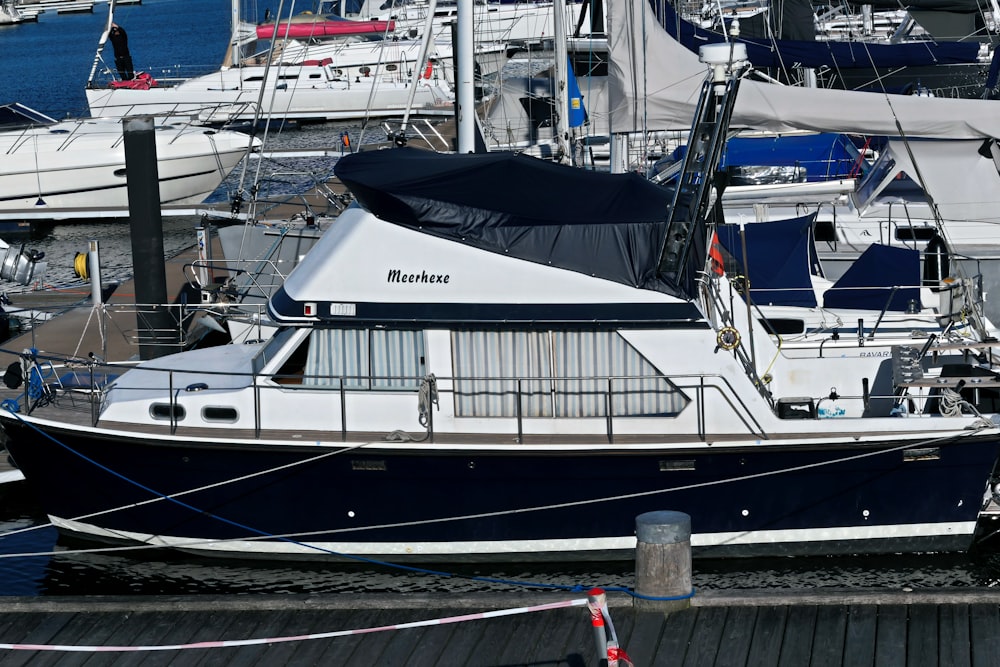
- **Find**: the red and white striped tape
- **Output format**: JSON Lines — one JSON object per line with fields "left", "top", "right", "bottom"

{"left": 0, "top": 597, "right": 589, "bottom": 652}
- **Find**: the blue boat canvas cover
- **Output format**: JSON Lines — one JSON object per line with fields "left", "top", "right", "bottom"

{"left": 824, "top": 244, "right": 922, "bottom": 311}
{"left": 716, "top": 215, "right": 821, "bottom": 307}
{"left": 333, "top": 147, "right": 705, "bottom": 298}
{"left": 672, "top": 133, "right": 863, "bottom": 181}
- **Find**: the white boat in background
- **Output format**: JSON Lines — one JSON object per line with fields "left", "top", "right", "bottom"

{"left": 87, "top": 65, "right": 456, "bottom": 125}
{"left": 85, "top": 0, "right": 457, "bottom": 124}
{"left": 0, "top": 102, "right": 258, "bottom": 213}
{"left": 351, "top": 0, "right": 587, "bottom": 46}
{"left": 0, "top": 0, "right": 25, "bottom": 25}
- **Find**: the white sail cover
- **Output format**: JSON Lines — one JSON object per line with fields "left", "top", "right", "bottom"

{"left": 607, "top": 0, "right": 1000, "bottom": 138}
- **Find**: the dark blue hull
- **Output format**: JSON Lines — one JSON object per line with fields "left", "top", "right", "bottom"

{"left": 3, "top": 417, "right": 998, "bottom": 561}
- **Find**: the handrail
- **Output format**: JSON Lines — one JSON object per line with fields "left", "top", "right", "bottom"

{"left": 4, "top": 345, "right": 774, "bottom": 441}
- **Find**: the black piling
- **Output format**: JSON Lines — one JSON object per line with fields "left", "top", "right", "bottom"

{"left": 123, "top": 116, "right": 179, "bottom": 360}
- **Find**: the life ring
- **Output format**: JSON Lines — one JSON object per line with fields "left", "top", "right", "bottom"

{"left": 422, "top": 62, "right": 433, "bottom": 79}
{"left": 717, "top": 326, "right": 740, "bottom": 350}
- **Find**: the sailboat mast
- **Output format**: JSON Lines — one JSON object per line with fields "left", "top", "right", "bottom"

{"left": 553, "top": 0, "right": 572, "bottom": 163}
{"left": 457, "top": 0, "right": 476, "bottom": 152}
{"left": 658, "top": 42, "right": 748, "bottom": 283}
{"left": 86, "top": 0, "right": 117, "bottom": 86}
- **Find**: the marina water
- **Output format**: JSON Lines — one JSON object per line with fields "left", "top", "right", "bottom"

{"left": 2, "top": 0, "right": 1000, "bottom": 597}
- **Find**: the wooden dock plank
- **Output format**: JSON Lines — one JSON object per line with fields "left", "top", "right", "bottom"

{"left": 24, "top": 612, "right": 117, "bottom": 667}
{"left": 103, "top": 610, "right": 187, "bottom": 667}
{"left": 843, "top": 604, "right": 878, "bottom": 666}
{"left": 280, "top": 609, "right": 364, "bottom": 666}
{"left": 314, "top": 609, "right": 391, "bottom": 666}
{"left": 907, "top": 604, "right": 940, "bottom": 667}
{"left": 632, "top": 608, "right": 680, "bottom": 665}
{"left": 558, "top": 603, "right": 607, "bottom": 666}
{"left": 0, "top": 611, "right": 66, "bottom": 667}
{"left": 196, "top": 610, "right": 275, "bottom": 667}
{"left": 533, "top": 607, "right": 595, "bottom": 666}
{"left": 121, "top": 610, "right": 225, "bottom": 667}
{"left": 400, "top": 623, "right": 458, "bottom": 667}
{"left": 969, "top": 603, "right": 1000, "bottom": 667}
{"left": 777, "top": 605, "right": 817, "bottom": 667}
{"left": 938, "top": 604, "right": 972, "bottom": 667}
{"left": 873, "top": 604, "right": 907, "bottom": 667}
{"left": 715, "top": 605, "right": 757, "bottom": 667}
{"left": 0, "top": 593, "right": 999, "bottom": 666}
{"left": 241, "top": 609, "right": 327, "bottom": 667}
{"left": 490, "top": 603, "right": 564, "bottom": 665}
{"left": 79, "top": 611, "right": 161, "bottom": 667}
{"left": 367, "top": 609, "right": 436, "bottom": 666}
{"left": 810, "top": 605, "right": 849, "bottom": 667}
{"left": 684, "top": 607, "right": 728, "bottom": 666}
{"left": 745, "top": 605, "right": 787, "bottom": 666}
{"left": 450, "top": 607, "right": 523, "bottom": 666}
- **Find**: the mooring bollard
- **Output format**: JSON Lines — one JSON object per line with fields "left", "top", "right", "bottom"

{"left": 634, "top": 510, "right": 693, "bottom": 613}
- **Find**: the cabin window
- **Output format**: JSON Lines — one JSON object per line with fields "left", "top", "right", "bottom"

{"left": 758, "top": 318, "right": 805, "bottom": 335}
{"left": 254, "top": 327, "right": 298, "bottom": 374}
{"left": 283, "top": 328, "right": 425, "bottom": 390}
{"left": 150, "top": 403, "right": 185, "bottom": 421}
{"left": 451, "top": 330, "right": 687, "bottom": 418}
{"left": 202, "top": 406, "right": 239, "bottom": 423}
{"left": 854, "top": 156, "right": 896, "bottom": 204}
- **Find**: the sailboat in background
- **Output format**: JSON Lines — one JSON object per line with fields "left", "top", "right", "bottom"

{"left": 85, "top": 0, "right": 455, "bottom": 124}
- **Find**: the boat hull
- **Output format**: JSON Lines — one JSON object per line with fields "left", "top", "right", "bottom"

{"left": 85, "top": 80, "right": 455, "bottom": 123}
{"left": 2, "top": 416, "right": 997, "bottom": 562}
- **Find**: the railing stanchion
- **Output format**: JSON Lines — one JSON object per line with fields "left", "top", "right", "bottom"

{"left": 254, "top": 376, "right": 260, "bottom": 438}
{"left": 169, "top": 371, "right": 176, "bottom": 435}
{"left": 340, "top": 379, "right": 347, "bottom": 441}
{"left": 516, "top": 378, "right": 524, "bottom": 444}
{"left": 606, "top": 378, "right": 614, "bottom": 444}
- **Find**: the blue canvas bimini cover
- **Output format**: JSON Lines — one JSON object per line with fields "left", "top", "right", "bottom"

{"left": 722, "top": 133, "right": 861, "bottom": 180}
{"left": 716, "top": 216, "right": 820, "bottom": 307}
{"left": 823, "top": 245, "right": 921, "bottom": 311}
{"left": 672, "top": 133, "right": 863, "bottom": 181}
{"left": 334, "top": 147, "right": 702, "bottom": 297}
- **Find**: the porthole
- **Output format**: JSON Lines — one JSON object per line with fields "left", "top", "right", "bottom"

{"left": 385, "top": 64, "right": 397, "bottom": 72}
{"left": 202, "top": 406, "right": 239, "bottom": 423}
{"left": 150, "top": 403, "right": 185, "bottom": 421}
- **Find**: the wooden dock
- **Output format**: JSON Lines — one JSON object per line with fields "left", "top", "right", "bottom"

{"left": 0, "top": 589, "right": 998, "bottom": 664}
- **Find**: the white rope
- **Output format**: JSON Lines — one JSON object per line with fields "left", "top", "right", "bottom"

{"left": 0, "top": 598, "right": 589, "bottom": 652}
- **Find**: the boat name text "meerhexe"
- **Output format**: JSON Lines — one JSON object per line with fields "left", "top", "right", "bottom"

{"left": 387, "top": 269, "right": 450, "bottom": 284}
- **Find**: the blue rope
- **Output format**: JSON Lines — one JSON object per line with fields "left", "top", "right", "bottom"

{"left": 5, "top": 411, "right": 698, "bottom": 600}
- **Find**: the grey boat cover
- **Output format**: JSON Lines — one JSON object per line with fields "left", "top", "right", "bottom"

{"left": 608, "top": 0, "right": 1000, "bottom": 137}
{"left": 334, "top": 147, "right": 704, "bottom": 298}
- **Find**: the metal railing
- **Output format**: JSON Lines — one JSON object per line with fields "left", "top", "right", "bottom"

{"left": 5, "top": 346, "right": 776, "bottom": 442}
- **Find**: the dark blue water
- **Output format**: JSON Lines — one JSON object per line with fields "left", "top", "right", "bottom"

{"left": 0, "top": 0, "right": 233, "bottom": 119}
